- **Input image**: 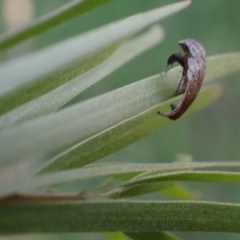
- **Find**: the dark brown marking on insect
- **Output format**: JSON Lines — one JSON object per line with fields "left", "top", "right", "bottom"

{"left": 158, "top": 39, "right": 206, "bottom": 120}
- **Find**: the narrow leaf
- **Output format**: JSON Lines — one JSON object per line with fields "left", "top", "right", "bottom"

{"left": 104, "top": 232, "right": 129, "bottom": 240}
{"left": 35, "top": 51, "right": 240, "bottom": 173}
{"left": 126, "top": 232, "right": 181, "bottom": 240}
{"left": 0, "top": 42, "right": 121, "bottom": 116}
{"left": 206, "top": 53, "right": 240, "bottom": 82}
{"left": 0, "top": 0, "right": 113, "bottom": 51}
{"left": 110, "top": 171, "right": 240, "bottom": 198}
{"left": 0, "top": 84, "right": 220, "bottom": 167}
{"left": 1, "top": 200, "right": 240, "bottom": 233}
{"left": 125, "top": 171, "right": 240, "bottom": 186}
{"left": 1, "top": 51, "right": 238, "bottom": 167}
{"left": 0, "top": 26, "right": 164, "bottom": 128}
{"left": 2, "top": 161, "right": 240, "bottom": 198}
{"left": 107, "top": 181, "right": 175, "bottom": 198}
{"left": 38, "top": 85, "right": 221, "bottom": 173}
{"left": 106, "top": 182, "right": 195, "bottom": 199}
{"left": 0, "top": 1, "right": 190, "bottom": 99}
{"left": 160, "top": 184, "right": 194, "bottom": 200}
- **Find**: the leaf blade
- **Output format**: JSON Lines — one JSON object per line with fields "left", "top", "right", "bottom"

{"left": 0, "top": 0, "right": 191, "bottom": 99}
{"left": 0, "top": 41, "right": 122, "bottom": 116}
{"left": 0, "top": 84, "right": 221, "bottom": 167}
{"left": 0, "top": 0, "right": 113, "bottom": 51}
{"left": 34, "top": 51, "right": 240, "bottom": 172}
{"left": 1, "top": 200, "right": 240, "bottom": 233}
{"left": 2, "top": 161, "right": 240, "bottom": 198}
{"left": 109, "top": 171, "right": 240, "bottom": 198}
{"left": 0, "top": 26, "right": 164, "bottom": 128}
{"left": 38, "top": 85, "right": 221, "bottom": 173}
{"left": 104, "top": 232, "right": 129, "bottom": 240}
{"left": 125, "top": 232, "right": 181, "bottom": 240}
{"left": 1, "top": 52, "right": 239, "bottom": 167}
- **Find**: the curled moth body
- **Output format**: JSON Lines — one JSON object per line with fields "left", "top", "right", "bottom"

{"left": 158, "top": 39, "right": 206, "bottom": 120}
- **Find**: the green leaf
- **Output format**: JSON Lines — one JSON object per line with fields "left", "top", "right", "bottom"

{"left": 0, "top": 26, "right": 164, "bottom": 128}
{"left": 126, "top": 171, "right": 240, "bottom": 185}
{"left": 38, "top": 84, "right": 221, "bottom": 173}
{"left": 0, "top": 1, "right": 190, "bottom": 100}
{"left": 160, "top": 184, "right": 194, "bottom": 200}
{"left": 1, "top": 200, "right": 240, "bottom": 233}
{"left": 104, "top": 232, "right": 129, "bottom": 240}
{"left": 0, "top": 41, "right": 121, "bottom": 116}
{"left": 0, "top": 0, "right": 114, "bottom": 51}
{"left": 0, "top": 84, "right": 220, "bottom": 168}
{"left": 0, "top": 162, "right": 162, "bottom": 197}
{"left": 1, "top": 51, "right": 239, "bottom": 168}
{"left": 110, "top": 171, "right": 240, "bottom": 198}
{"left": 0, "top": 41, "right": 123, "bottom": 116}
{"left": 0, "top": 48, "right": 210, "bottom": 168}
{"left": 125, "top": 232, "right": 181, "bottom": 240}
{"left": 106, "top": 182, "right": 196, "bottom": 199}
{"left": 107, "top": 181, "right": 175, "bottom": 198}
{"left": 206, "top": 53, "right": 240, "bottom": 82}
{"left": 2, "top": 161, "right": 240, "bottom": 198}
{"left": 35, "top": 51, "right": 240, "bottom": 173}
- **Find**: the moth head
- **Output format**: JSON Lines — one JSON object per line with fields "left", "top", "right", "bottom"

{"left": 178, "top": 40, "right": 190, "bottom": 53}
{"left": 178, "top": 39, "right": 206, "bottom": 59}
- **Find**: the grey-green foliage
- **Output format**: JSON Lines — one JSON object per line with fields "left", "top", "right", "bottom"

{"left": 1, "top": 201, "right": 240, "bottom": 233}
{"left": 2, "top": 161, "right": 240, "bottom": 198}
{"left": 0, "top": 0, "right": 114, "bottom": 51}
{"left": 1, "top": 0, "right": 240, "bottom": 238}
{"left": 0, "top": 26, "right": 163, "bottom": 129}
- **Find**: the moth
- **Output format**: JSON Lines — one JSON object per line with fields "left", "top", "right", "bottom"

{"left": 158, "top": 39, "right": 206, "bottom": 120}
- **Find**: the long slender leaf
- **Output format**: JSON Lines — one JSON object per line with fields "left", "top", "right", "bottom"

{"left": 0, "top": 82, "right": 219, "bottom": 168}
{"left": 0, "top": 26, "right": 164, "bottom": 128}
{"left": 2, "top": 161, "right": 240, "bottom": 198}
{"left": 125, "top": 232, "right": 181, "bottom": 240}
{"left": 104, "top": 232, "right": 129, "bottom": 240}
{"left": 1, "top": 51, "right": 239, "bottom": 167}
{"left": 0, "top": 41, "right": 121, "bottom": 116}
{"left": 206, "top": 52, "right": 240, "bottom": 81}
{"left": 107, "top": 181, "right": 175, "bottom": 198}
{"left": 1, "top": 200, "right": 240, "bottom": 233}
{"left": 35, "top": 52, "right": 240, "bottom": 173}
{"left": 0, "top": 0, "right": 113, "bottom": 51}
{"left": 38, "top": 85, "right": 221, "bottom": 173}
{"left": 124, "top": 170, "right": 240, "bottom": 186}
{"left": 160, "top": 184, "right": 194, "bottom": 200}
{"left": 0, "top": 1, "right": 190, "bottom": 99}
{"left": 109, "top": 171, "right": 240, "bottom": 198}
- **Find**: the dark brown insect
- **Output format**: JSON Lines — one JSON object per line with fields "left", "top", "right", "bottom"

{"left": 158, "top": 39, "right": 206, "bottom": 120}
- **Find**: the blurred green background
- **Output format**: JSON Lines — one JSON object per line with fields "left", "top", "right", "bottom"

{"left": 0, "top": 0, "right": 240, "bottom": 240}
